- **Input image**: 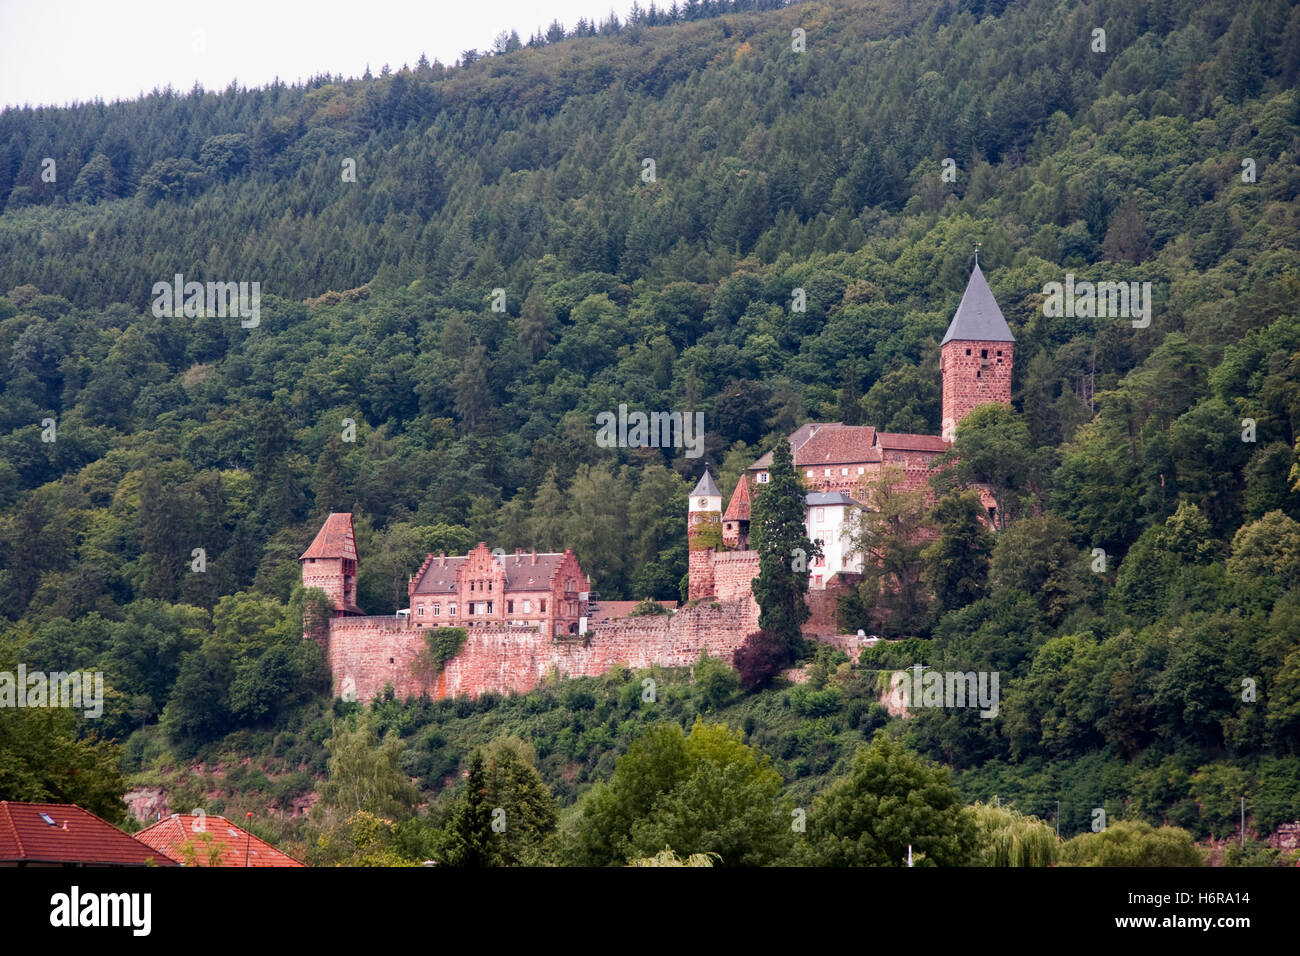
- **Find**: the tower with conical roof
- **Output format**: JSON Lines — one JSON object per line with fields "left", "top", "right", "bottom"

{"left": 687, "top": 469, "right": 722, "bottom": 601}
{"left": 940, "top": 257, "right": 1015, "bottom": 441}
{"left": 722, "top": 473, "right": 752, "bottom": 549}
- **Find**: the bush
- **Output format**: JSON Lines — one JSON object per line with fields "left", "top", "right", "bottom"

{"left": 628, "top": 597, "right": 671, "bottom": 617}
{"left": 693, "top": 651, "right": 739, "bottom": 707}
{"left": 790, "top": 685, "right": 843, "bottom": 718}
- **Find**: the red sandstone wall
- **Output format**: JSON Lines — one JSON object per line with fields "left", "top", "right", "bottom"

{"left": 688, "top": 547, "right": 716, "bottom": 601}
{"left": 302, "top": 557, "right": 345, "bottom": 610}
{"left": 941, "top": 340, "right": 1013, "bottom": 430}
{"left": 326, "top": 597, "right": 762, "bottom": 702}
{"left": 805, "top": 573, "right": 861, "bottom": 636}
{"left": 712, "top": 551, "right": 760, "bottom": 603}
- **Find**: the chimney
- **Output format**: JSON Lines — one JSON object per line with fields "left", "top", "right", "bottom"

{"left": 531, "top": 550, "right": 537, "bottom": 565}
{"left": 439, "top": 552, "right": 445, "bottom": 567}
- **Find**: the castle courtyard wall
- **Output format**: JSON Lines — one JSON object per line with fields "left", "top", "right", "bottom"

{"left": 326, "top": 597, "right": 761, "bottom": 702}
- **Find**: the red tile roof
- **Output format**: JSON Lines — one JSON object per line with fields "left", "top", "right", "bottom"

{"left": 134, "top": 814, "right": 305, "bottom": 867}
{"left": 723, "top": 474, "right": 752, "bottom": 522}
{"left": 0, "top": 801, "right": 178, "bottom": 866}
{"left": 299, "top": 513, "right": 358, "bottom": 561}
{"left": 875, "top": 432, "right": 949, "bottom": 453}
{"left": 796, "top": 425, "right": 879, "bottom": 466}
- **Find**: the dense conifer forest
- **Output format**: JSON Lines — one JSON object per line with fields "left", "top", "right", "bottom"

{"left": 2, "top": 0, "right": 1299, "bottom": 865}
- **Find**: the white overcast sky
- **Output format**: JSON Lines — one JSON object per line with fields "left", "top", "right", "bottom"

{"left": 0, "top": 0, "right": 645, "bottom": 109}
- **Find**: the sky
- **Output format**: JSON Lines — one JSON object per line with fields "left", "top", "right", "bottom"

{"left": 0, "top": 0, "right": 644, "bottom": 109}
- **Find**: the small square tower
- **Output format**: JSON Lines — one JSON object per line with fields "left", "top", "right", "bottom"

{"left": 940, "top": 260, "right": 1015, "bottom": 440}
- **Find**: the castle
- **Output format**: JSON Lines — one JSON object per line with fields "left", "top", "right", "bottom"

{"left": 301, "top": 262, "right": 1013, "bottom": 702}
{"left": 688, "top": 259, "right": 1013, "bottom": 599}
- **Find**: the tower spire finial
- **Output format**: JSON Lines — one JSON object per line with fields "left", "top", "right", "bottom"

{"left": 974, "top": 241, "right": 981, "bottom": 268}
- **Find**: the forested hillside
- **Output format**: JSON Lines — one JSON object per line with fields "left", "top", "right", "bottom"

{"left": 2, "top": 0, "right": 1299, "bottom": 864}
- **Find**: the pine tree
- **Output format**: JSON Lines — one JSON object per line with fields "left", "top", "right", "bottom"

{"left": 442, "top": 750, "right": 497, "bottom": 866}
{"left": 749, "top": 439, "right": 816, "bottom": 657}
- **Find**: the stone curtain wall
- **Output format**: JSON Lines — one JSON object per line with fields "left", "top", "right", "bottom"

{"left": 326, "top": 597, "right": 762, "bottom": 702}
{"left": 711, "top": 550, "right": 761, "bottom": 602}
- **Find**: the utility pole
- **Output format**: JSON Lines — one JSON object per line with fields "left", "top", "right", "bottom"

{"left": 1241, "top": 797, "right": 1245, "bottom": 851}
{"left": 1055, "top": 800, "right": 1060, "bottom": 838}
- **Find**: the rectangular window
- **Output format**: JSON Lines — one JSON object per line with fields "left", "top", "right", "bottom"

{"left": 523, "top": 599, "right": 531, "bottom": 613}
{"left": 757, "top": 472, "right": 768, "bottom": 483}
{"left": 824, "top": 468, "right": 830, "bottom": 476}
{"left": 417, "top": 605, "right": 424, "bottom": 617}
{"left": 449, "top": 603, "right": 457, "bottom": 616}
{"left": 540, "top": 599, "right": 547, "bottom": 613}
{"left": 857, "top": 467, "right": 864, "bottom": 474}
{"left": 433, "top": 603, "right": 440, "bottom": 616}
{"left": 508, "top": 600, "right": 514, "bottom": 614}
{"left": 470, "top": 581, "right": 475, "bottom": 592}
{"left": 806, "top": 470, "right": 813, "bottom": 478}
{"left": 841, "top": 468, "right": 848, "bottom": 476}
{"left": 815, "top": 507, "right": 825, "bottom": 523}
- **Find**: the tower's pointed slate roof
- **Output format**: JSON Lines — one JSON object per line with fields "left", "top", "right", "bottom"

{"left": 723, "top": 473, "right": 752, "bottom": 522}
{"left": 691, "top": 470, "right": 720, "bottom": 498}
{"left": 299, "top": 513, "right": 358, "bottom": 561}
{"left": 941, "top": 263, "right": 1015, "bottom": 345}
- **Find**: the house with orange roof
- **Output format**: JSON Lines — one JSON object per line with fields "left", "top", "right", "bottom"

{"left": 0, "top": 801, "right": 178, "bottom": 867}
{"left": 134, "top": 813, "right": 306, "bottom": 867}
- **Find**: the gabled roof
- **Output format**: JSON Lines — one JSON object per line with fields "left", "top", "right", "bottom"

{"left": 502, "top": 551, "right": 575, "bottom": 591}
{"left": 299, "top": 513, "right": 358, "bottom": 561}
{"left": 411, "top": 555, "right": 468, "bottom": 594}
{"left": 0, "top": 801, "right": 178, "bottom": 866}
{"left": 135, "top": 814, "right": 305, "bottom": 867}
{"left": 691, "top": 470, "right": 720, "bottom": 498}
{"left": 941, "top": 263, "right": 1015, "bottom": 345}
{"left": 875, "top": 432, "right": 949, "bottom": 454}
{"left": 723, "top": 474, "right": 752, "bottom": 522}
{"left": 410, "top": 550, "right": 579, "bottom": 595}
{"left": 795, "top": 425, "right": 879, "bottom": 466}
